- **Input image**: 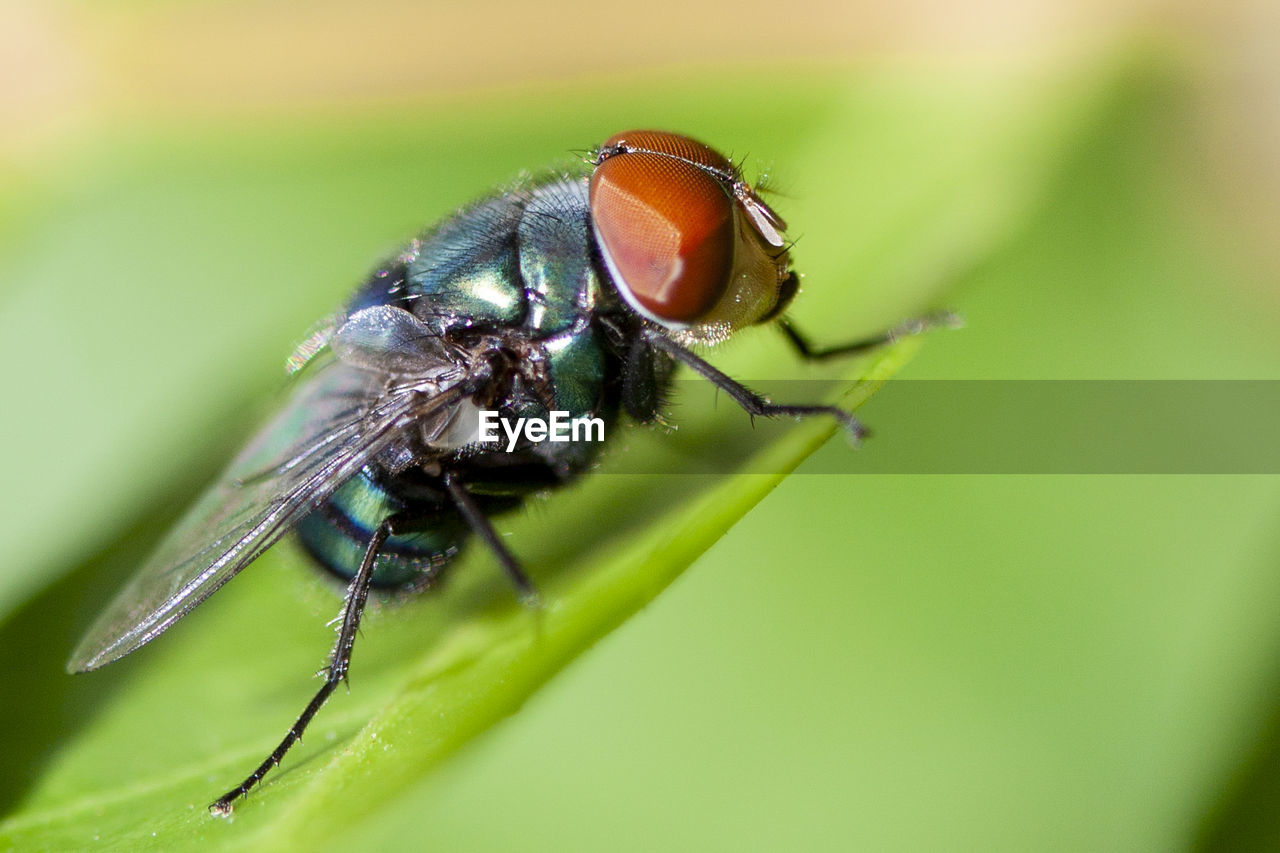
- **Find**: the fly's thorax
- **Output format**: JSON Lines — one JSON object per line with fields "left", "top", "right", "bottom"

{"left": 401, "top": 195, "right": 526, "bottom": 331}
{"left": 516, "top": 177, "right": 605, "bottom": 336}
{"left": 384, "top": 173, "right": 604, "bottom": 342}
{"left": 424, "top": 322, "right": 615, "bottom": 470}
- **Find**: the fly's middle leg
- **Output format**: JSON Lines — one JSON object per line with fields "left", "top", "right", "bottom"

{"left": 442, "top": 471, "right": 541, "bottom": 609}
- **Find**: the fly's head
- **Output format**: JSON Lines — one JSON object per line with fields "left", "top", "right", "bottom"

{"left": 588, "top": 130, "right": 797, "bottom": 346}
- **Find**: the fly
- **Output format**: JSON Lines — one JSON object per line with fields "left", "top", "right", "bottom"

{"left": 67, "top": 130, "right": 952, "bottom": 814}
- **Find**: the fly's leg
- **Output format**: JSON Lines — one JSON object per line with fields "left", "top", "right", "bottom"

{"left": 441, "top": 471, "right": 541, "bottom": 608}
{"left": 777, "top": 310, "right": 961, "bottom": 361}
{"left": 210, "top": 516, "right": 396, "bottom": 815}
{"left": 644, "top": 330, "right": 869, "bottom": 443}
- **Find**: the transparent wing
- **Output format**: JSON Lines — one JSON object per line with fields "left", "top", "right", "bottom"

{"left": 68, "top": 359, "right": 457, "bottom": 672}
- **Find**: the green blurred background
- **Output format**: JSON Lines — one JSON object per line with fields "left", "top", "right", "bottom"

{"left": 2, "top": 1, "right": 1279, "bottom": 850}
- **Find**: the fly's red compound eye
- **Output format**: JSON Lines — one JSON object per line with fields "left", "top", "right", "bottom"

{"left": 589, "top": 130, "right": 737, "bottom": 324}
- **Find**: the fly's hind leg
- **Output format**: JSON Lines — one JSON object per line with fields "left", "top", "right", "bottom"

{"left": 210, "top": 514, "right": 405, "bottom": 815}
{"left": 777, "top": 310, "right": 961, "bottom": 361}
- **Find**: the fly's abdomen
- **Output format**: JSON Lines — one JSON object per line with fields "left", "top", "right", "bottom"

{"left": 295, "top": 467, "right": 466, "bottom": 589}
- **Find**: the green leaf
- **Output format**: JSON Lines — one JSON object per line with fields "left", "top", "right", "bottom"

{"left": 0, "top": 63, "right": 1107, "bottom": 849}
{"left": 0, "top": 344, "right": 915, "bottom": 851}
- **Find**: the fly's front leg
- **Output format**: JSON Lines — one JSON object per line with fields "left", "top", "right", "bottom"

{"left": 643, "top": 330, "right": 868, "bottom": 443}
{"left": 210, "top": 514, "right": 401, "bottom": 815}
{"left": 778, "top": 310, "right": 961, "bottom": 361}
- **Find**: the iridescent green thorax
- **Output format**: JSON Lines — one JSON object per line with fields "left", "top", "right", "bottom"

{"left": 299, "top": 174, "right": 626, "bottom": 589}
{"left": 402, "top": 176, "right": 607, "bottom": 339}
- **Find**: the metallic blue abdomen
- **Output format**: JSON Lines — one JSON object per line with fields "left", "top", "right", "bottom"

{"left": 296, "top": 468, "right": 466, "bottom": 588}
